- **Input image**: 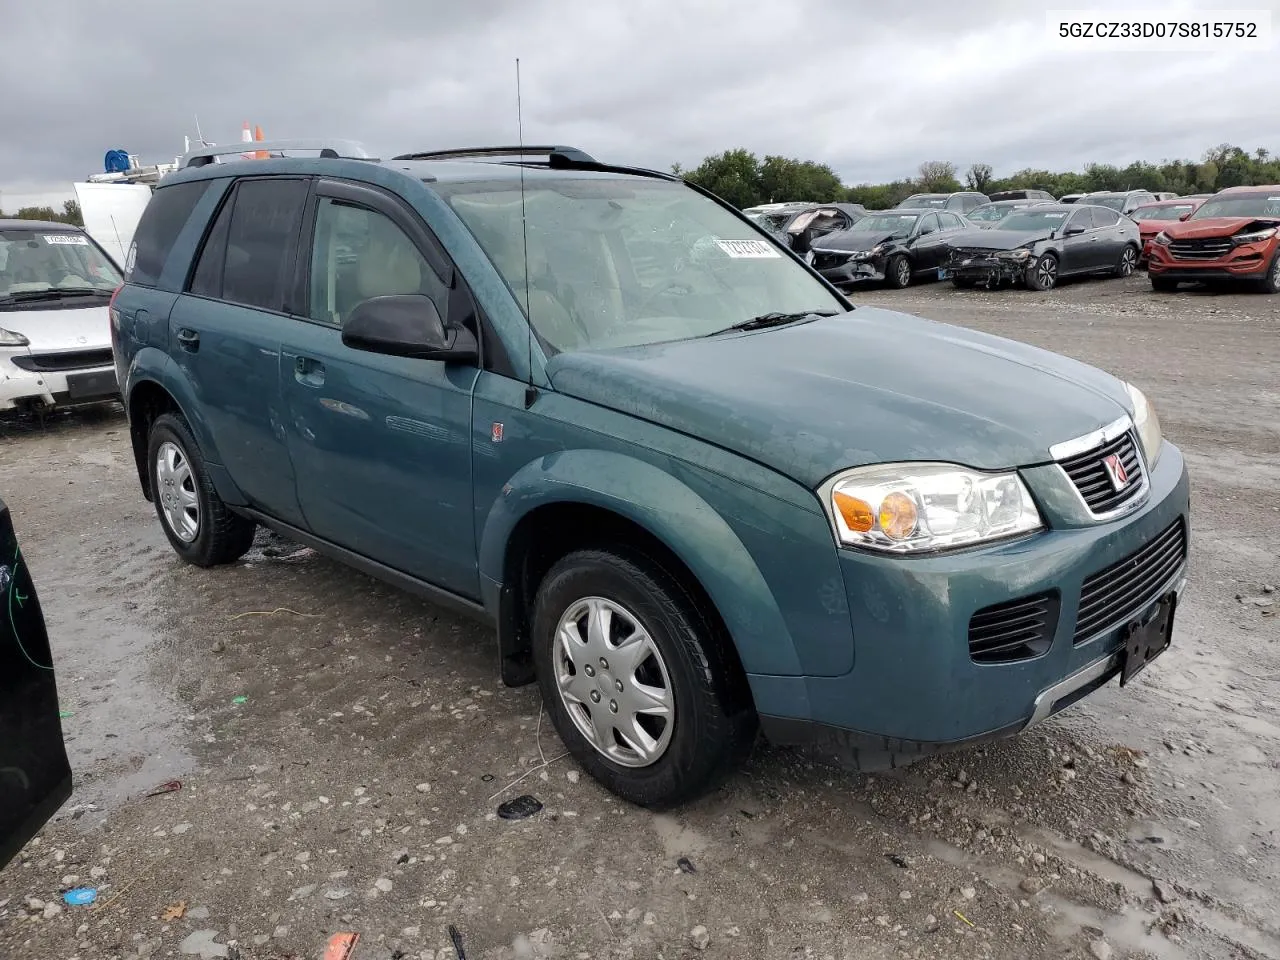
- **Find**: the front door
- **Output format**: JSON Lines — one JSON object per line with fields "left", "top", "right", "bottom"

{"left": 280, "top": 180, "right": 481, "bottom": 597}
{"left": 0, "top": 497, "right": 72, "bottom": 870}
{"left": 167, "top": 176, "right": 311, "bottom": 527}
{"left": 1060, "top": 207, "right": 1104, "bottom": 274}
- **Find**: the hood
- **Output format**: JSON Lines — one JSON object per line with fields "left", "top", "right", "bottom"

{"left": 813, "top": 230, "right": 901, "bottom": 253}
{"left": 545, "top": 308, "right": 1131, "bottom": 488}
{"left": 945, "top": 228, "right": 1049, "bottom": 251}
{"left": 1161, "top": 216, "right": 1279, "bottom": 240}
{"left": 0, "top": 304, "right": 112, "bottom": 352}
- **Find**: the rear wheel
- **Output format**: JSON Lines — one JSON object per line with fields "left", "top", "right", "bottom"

{"left": 1114, "top": 245, "right": 1138, "bottom": 278}
{"left": 885, "top": 255, "right": 912, "bottom": 289}
{"left": 1026, "top": 253, "right": 1058, "bottom": 291}
{"left": 1150, "top": 274, "right": 1179, "bottom": 292}
{"left": 532, "top": 548, "right": 757, "bottom": 808}
{"left": 147, "top": 413, "right": 256, "bottom": 567}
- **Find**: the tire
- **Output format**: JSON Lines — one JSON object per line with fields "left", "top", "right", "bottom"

{"left": 1114, "top": 245, "right": 1138, "bottom": 278}
{"left": 884, "top": 255, "right": 912, "bottom": 289}
{"left": 147, "top": 412, "right": 256, "bottom": 567}
{"left": 531, "top": 548, "right": 757, "bottom": 808}
{"left": 1150, "top": 274, "right": 1179, "bottom": 292}
{"left": 1258, "top": 251, "right": 1280, "bottom": 294}
{"left": 1026, "top": 253, "right": 1058, "bottom": 291}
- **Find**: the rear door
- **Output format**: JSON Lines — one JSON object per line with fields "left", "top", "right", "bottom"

{"left": 166, "top": 176, "right": 311, "bottom": 527}
{"left": 0, "top": 497, "right": 72, "bottom": 870}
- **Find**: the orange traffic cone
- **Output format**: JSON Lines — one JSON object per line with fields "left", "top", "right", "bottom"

{"left": 254, "top": 124, "right": 269, "bottom": 160}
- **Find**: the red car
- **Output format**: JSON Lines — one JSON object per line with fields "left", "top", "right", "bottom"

{"left": 1146, "top": 185, "right": 1280, "bottom": 293}
{"left": 1131, "top": 198, "right": 1204, "bottom": 265}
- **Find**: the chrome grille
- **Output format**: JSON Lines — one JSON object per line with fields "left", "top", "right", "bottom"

{"left": 1074, "top": 519, "right": 1187, "bottom": 645}
{"left": 1168, "top": 238, "right": 1232, "bottom": 261}
{"left": 969, "top": 591, "right": 1059, "bottom": 664}
{"left": 1059, "top": 431, "right": 1146, "bottom": 516}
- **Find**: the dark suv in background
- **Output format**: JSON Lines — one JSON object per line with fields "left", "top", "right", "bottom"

{"left": 894, "top": 191, "right": 989, "bottom": 214}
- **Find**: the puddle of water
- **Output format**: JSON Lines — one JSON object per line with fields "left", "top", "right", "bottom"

{"left": 1041, "top": 893, "right": 1190, "bottom": 960}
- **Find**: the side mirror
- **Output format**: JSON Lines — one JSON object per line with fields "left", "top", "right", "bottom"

{"left": 1063, "top": 224, "right": 1086, "bottom": 236}
{"left": 341, "top": 294, "right": 478, "bottom": 364}
{"left": 1178, "top": 212, "right": 1191, "bottom": 221}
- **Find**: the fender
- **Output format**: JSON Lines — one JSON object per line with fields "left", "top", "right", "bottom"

{"left": 477, "top": 449, "right": 805, "bottom": 678}
{"left": 124, "top": 347, "right": 248, "bottom": 507}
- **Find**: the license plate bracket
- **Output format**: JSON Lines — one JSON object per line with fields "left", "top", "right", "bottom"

{"left": 1120, "top": 591, "right": 1177, "bottom": 687}
{"left": 937, "top": 267, "right": 949, "bottom": 280}
{"left": 66, "top": 369, "right": 118, "bottom": 400}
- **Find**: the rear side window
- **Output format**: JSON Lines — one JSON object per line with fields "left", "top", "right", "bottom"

{"left": 222, "top": 179, "right": 308, "bottom": 311}
{"left": 1093, "top": 207, "right": 1121, "bottom": 226}
{"left": 128, "top": 180, "right": 209, "bottom": 287}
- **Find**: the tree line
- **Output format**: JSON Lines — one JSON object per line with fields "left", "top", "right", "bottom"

{"left": 677, "top": 144, "right": 1280, "bottom": 210}
{"left": 0, "top": 199, "right": 83, "bottom": 226}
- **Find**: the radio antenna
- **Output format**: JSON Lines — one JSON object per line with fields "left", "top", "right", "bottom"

{"left": 516, "top": 58, "right": 536, "bottom": 408}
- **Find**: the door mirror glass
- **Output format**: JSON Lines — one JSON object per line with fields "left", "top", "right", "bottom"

{"left": 341, "top": 294, "right": 477, "bottom": 363}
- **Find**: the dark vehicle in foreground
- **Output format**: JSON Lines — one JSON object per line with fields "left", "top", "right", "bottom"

{"left": 112, "top": 140, "right": 1190, "bottom": 807}
{"left": 1146, "top": 185, "right": 1280, "bottom": 292}
{"left": 1082, "top": 190, "right": 1158, "bottom": 217}
{"left": 1, "top": 496, "right": 73, "bottom": 869}
{"left": 945, "top": 204, "right": 1142, "bottom": 290}
{"left": 1130, "top": 198, "right": 1205, "bottom": 264}
{"left": 810, "top": 209, "right": 970, "bottom": 287}
{"left": 965, "top": 198, "right": 1053, "bottom": 229}
{"left": 988, "top": 189, "right": 1055, "bottom": 202}
{"left": 742, "top": 202, "right": 865, "bottom": 255}
{"left": 894, "top": 191, "right": 988, "bottom": 214}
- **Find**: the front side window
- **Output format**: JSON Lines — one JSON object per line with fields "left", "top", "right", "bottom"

{"left": 0, "top": 230, "right": 122, "bottom": 303}
{"left": 1068, "top": 207, "right": 1097, "bottom": 230}
{"left": 437, "top": 176, "right": 844, "bottom": 354}
{"left": 308, "top": 199, "right": 446, "bottom": 327}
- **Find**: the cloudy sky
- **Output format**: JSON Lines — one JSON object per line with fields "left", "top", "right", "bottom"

{"left": 2, "top": 0, "right": 1277, "bottom": 210}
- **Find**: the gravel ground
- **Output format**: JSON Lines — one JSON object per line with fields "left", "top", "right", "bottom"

{"left": 1, "top": 271, "right": 1277, "bottom": 960}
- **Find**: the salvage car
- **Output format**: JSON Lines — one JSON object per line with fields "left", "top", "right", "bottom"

{"left": 112, "top": 141, "right": 1190, "bottom": 807}
{"left": 1130, "top": 198, "right": 1205, "bottom": 264}
{"left": 1146, "top": 184, "right": 1280, "bottom": 293}
{"left": 945, "top": 203, "right": 1142, "bottom": 290}
{"left": 742, "top": 202, "right": 865, "bottom": 256}
{"left": 810, "top": 209, "right": 971, "bottom": 287}
{"left": 895, "top": 191, "right": 988, "bottom": 213}
{"left": 1, "top": 495, "right": 74, "bottom": 869}
{"left": 1080, "top": 190, "right": 1158, "bottom": 217}
{"left": 1, "top": 219, "right": 123, "bottom": 415}
{"left": 964, "top": 198, "right": 1054, "bottom": 229}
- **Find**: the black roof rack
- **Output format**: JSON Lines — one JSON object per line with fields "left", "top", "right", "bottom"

{"left": 391, "top": 145, "right": 598, "bottom": 166}
{"left": 181, "top": 139, "right": 374, "bottom": 168}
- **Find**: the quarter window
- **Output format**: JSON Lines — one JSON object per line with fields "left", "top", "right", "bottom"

{"left": 129, "top": 180, "right": 209, "bottom": 286}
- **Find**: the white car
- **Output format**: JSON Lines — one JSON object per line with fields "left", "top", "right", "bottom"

{"left": 1, "top": 218, "right": 124, "bottom": 413}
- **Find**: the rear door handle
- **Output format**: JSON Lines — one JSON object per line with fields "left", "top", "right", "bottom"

{"left": 176, "top": 329, "right": 200, "bottom": 352}
{"left": 294, "top": 356, "right": 325, "bottom": 387}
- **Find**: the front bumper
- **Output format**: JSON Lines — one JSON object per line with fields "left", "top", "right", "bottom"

{"left": 947, "top": 252, "right": 1031, "bottom": 285}
{"left": 1, "top": 352, "right": 119, "bottom": 412}
{"left": 1147, "top": 241, "right": 1276, "bottom": 280}
{"left": 815, "top": 256, "right": 887, "bottom": 285}
{"left": 752, "top": 441, "right": 1191, "bottom": 762}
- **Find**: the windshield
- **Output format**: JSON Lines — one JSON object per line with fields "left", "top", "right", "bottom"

{"left": 1134, "top": 203, "right": 1197, "bottom": 221}
{"left": 997, "top": 210, "right": 1071, "bottom": 232}
{"left": 1088, "top": 196, "right": 1127, "bottom": 211}
{"left": 967, "top": 205, "right": 1014, "bottom": 222}
{"left": 900, "top": 196, "right": 945, "bottom": 209}
{"left": 0, "top": 230, "right": 122, "bottom": 300}
{"left": 850, "top": 214, "right": 918, "bottom": 236}
{"left": 437, "top": 176, "right": 844, "bottom": 353}
{"left": 1191, "top": 193, "right": 1280, "bottom": 219}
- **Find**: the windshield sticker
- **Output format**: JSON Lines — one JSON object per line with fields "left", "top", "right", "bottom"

{"left": 716, "top": 239, "right": 782, "bottom": 259}
{"left": 44, "top": 234, "right": 88, "bottom": 245}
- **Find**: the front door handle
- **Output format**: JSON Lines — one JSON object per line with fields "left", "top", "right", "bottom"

{"left": 176, "top": 329, "right": 200, "bottom": 352}
{"left": 294, "top": 356, "right": 325, "bottom": 387}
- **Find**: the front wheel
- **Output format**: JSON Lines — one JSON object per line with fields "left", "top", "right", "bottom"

{"left": 532, "top": 548, "right": 757, "bottom": 808}
{"left": 1026, "top": 253, "right": 1058, "bottom": 291}
{"left": 147, "top": 413, "right": 256, "bottom": 567}
{"left": 1114, "top": 245, "right": 1138, "bottom": 278}
{"left": 884, "top": 255, "right": 912, "bottom": 289}
{"left": 1258, "top": 252, "right": 1280, "bottom": 294}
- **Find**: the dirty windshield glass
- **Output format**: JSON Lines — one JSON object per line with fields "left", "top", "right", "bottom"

{"left": 967, "top": 205, "right": 1013, "bottom": 223}
{"left": 1136, "top": 204, "right": 1196, "bottom": 221}
{"left": 997, "top": 210, "right": 1071, "bottom": 231}
{"left": 1191, "top": 193, "right": 1280, "bottom": 219}
{"left": 0, "top": 230, "right": 122, "bottom": 302}
{"left": 1088, "top": 196, "right": 1127, "bottom": 211}
{"left": 438, "top": 176, "right": 844, "bottom": 353}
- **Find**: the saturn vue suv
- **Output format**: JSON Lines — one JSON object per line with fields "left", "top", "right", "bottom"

{"left": 110, "top": 140, "right": 1191, "bottom": 807}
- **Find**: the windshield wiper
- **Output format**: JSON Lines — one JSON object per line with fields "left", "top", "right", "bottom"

{"left": 0, "top": 288, "right": 111, "bottom": 305}
{"left": 706, "top": 310, "right": 836, "bottom": 337}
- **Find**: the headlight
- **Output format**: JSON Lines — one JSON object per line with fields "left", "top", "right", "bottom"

{"left": 1124, "top": 382, "right": 1162, "bottom": 466}
{"left": 1232, "top": 227, "right": 1277, "bottom": 245}
{"left": 996, "top": 248, "right": 1033, "bottom": 260}
{"left": 0, "top": 327, "right": 30, "bottom": 347}
{"left": 1153, "top": 231, "right": 1171, "bottom": 246}
{"left": 821, "top": 463, "right": 1044, "bottom": 554}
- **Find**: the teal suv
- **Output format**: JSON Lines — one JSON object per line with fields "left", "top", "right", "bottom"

{"left": 111, "top": 141, "right": 1191, "bottom": 807}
